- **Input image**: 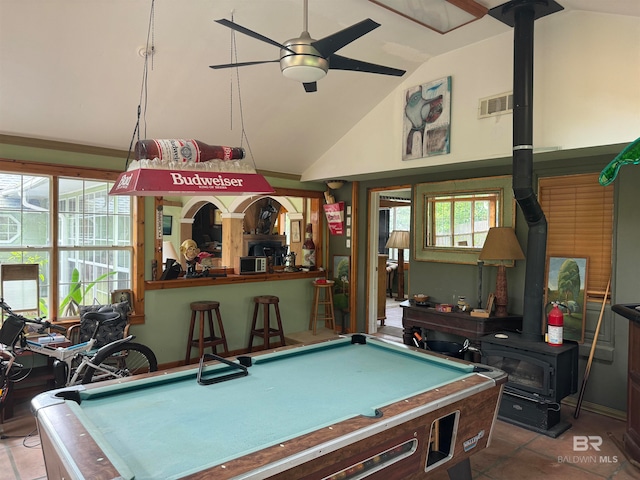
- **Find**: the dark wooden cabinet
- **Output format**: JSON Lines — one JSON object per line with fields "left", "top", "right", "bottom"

{"left": 612, "top": 304, "right": 640, "bottom": 465}
{"left": 401, "top": 301, "right": 522, "bottom": 351}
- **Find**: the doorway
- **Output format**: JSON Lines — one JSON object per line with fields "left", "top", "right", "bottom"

{"left": 367, "top": 186, "right": 411, "bottom": 338}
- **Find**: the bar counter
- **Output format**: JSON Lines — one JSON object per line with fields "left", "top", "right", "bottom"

{"left": 145, "top": 269, "right": 322, "bottom": 291}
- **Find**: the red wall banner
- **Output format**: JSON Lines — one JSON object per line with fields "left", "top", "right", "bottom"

{"left": 323, "top": 202, "right": 345, "bottom": 235}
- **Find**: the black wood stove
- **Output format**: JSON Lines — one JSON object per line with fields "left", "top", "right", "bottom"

{"left": 482, "top": 0, "right": 580, "bottom": 438}
{"left": 482, "top": 333, "right": 578, "bottom": 437}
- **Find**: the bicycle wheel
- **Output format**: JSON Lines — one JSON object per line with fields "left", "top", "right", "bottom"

{"left": 81, "top": 342, "right": 158, "bottom": 384}
{"left": 0, "top": 365, "right": 13, "bottom": 410}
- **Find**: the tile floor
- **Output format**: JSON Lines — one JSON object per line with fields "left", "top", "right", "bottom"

{"left": 2, "top": 300, "right": 638, "bottom": 480}
{"left": 380, "top": 296, "right": 404, "bottom": 329}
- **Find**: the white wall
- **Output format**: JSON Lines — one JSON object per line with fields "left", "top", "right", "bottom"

{"left": 302, "top": 11, "right": 640, "bottom": 181}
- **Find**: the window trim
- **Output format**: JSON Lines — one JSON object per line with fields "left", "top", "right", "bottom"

{"left": 0, "top": 158, "right": 144, "bottom": 323}
{"left": 414, "top": 175, "right": 515, "bottom": 264}
{"left": 427, "top": 192, "right": 498, "bottom": 248}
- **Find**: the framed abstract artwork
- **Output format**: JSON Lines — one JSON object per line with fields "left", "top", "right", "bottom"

{"left": 403, "top": 76, "right": 451, "bottom": 161}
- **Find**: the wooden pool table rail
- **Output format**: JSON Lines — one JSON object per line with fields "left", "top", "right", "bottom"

{"left": 31, "top": 337, "right": 506, "bottom": 480}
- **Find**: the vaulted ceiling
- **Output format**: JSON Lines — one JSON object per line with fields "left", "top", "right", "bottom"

{"left": 1, "top": 0, "right": 638, "bottom": 179}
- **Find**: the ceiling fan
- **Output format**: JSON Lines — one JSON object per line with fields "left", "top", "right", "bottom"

{"left": 209, "top": 0, "right": 406, "bottom": 93}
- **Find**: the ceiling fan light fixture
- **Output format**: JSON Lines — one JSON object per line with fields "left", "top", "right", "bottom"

{"left": 211, "top": 7, "right": 404, "bottom": 92}
{"left": 280, "top": 34, "right": 329, "bottom": 83}
{"left": 282, "top": 64, "right": 327, "bottom": 82}
{"left": 326, "top": 180, "right": 346, "bottom": 190}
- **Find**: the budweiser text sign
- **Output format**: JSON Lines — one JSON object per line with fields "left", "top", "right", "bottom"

{"left": 109, "top": 169, "right": 273, "bottom": 196}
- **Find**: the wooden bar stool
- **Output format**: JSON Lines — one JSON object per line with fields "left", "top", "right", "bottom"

{"left": 248, "top": 295, "right": 286, "bottom": 352}
{"left": 309, "top": 280, "right": 335, "bottom": 335}
{"left": 185, "top": 301, "right": 229, "bottom": 365}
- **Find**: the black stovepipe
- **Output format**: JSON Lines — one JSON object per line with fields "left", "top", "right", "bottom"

{"left": 511, "top": 2, "right": 547, "bottom": 342}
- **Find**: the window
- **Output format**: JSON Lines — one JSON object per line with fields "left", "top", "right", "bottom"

{"left": 427, "top": 192, "right": 497, "bottom": 248}
{"left": 378, "top": 191, "right": 411, "bottom": 258}
{"left": 539, "top": 173, "right": 613, "bottom": 299}
{"left": 385, "top": 203, "right": 410, "bottom": 260}
{"left": 0, "top": 161, "right": 138, "bottom": 321}
{"left": 414, "top": 176, "right": 515, "bottom": 264}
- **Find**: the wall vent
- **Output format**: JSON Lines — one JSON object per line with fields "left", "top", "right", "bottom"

{"left": 478, "top": 92, "right": 513, "bottom": 118}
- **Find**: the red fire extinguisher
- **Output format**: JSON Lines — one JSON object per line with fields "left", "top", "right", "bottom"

{"left": 547, "top": 303, "right": 564, "bottom": 346}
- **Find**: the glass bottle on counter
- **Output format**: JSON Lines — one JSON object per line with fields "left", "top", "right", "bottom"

{"left": 302, "top": 223, "right": 316, "bottom": 270}
{"left": 134, "top": 139, "right": 245, "bottom": 163}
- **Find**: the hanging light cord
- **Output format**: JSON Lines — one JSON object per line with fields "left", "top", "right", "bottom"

{"left": 229, "top": 14, "right": 257, "bottom": 170}
{"left": 125, "top": 0, "right": 155, "bottom": 170}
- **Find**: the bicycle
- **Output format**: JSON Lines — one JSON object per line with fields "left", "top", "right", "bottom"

{"left": 0, "top": 298, "right": 157, "bottom": 411}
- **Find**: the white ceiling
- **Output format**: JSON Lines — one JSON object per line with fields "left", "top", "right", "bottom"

{"left": 1, "top": 0, "right": 638, "bottom": 179}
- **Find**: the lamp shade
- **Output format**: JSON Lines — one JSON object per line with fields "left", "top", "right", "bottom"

{"left": 162, "top": 241, "right": 180, "bottom": 263}
{"left": 385, "top": 230, "right": 410, "bottom": 250}
{"left": 478, "top": 227, "right": 524, "bottom": 262}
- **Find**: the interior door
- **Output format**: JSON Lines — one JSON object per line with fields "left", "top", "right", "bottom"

{"left": 367, "top": 187, "right": 411, "bottom": 334}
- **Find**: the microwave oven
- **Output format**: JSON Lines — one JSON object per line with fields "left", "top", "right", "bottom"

{"left": 236, "top": 256, "right": 268, "bottom": 275}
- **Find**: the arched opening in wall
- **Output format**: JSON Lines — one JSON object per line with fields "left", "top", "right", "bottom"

{"left": 243, "top": 197, "right": 284, "bottom": 236}
{"left": 242, "top": 197, "right": 289, "bottom": 267}
{"left": 192, "top": 203, "right": 222, "bottom": 257}
{"left": 175, "top": 198, "right": 228, "bottom": 270}
{"left": 153, "top": 189, "right": 323, "bottom": 280}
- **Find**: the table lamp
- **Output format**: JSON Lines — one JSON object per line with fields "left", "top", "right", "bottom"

{"left": 162, "top": 241, "right": 180, "bottom": 265}
{"left": 478, "top": 227, "right": 524, "bottom": 317}
{"left": 385, "top": 230, "right": 410, "bottom": 301}
{"left": 161, "top": 241, "right": 182, "bottom": 280}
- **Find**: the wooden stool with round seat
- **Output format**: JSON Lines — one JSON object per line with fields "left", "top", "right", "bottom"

{"left": 248, "top": 295, "right": 286, "bottom": 352}
{"left": 309, "top": 279, "right": 336, "bottom": 335}
{"left": 185, "top": 301, "right": 229, "bottom": 365}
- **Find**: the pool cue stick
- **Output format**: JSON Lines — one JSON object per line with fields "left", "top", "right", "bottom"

{"left": 574, "top": 277, "right": 610, "bottom": 419}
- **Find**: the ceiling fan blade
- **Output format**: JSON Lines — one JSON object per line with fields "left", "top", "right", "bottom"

{"left": 214, "top": 19, "right": 296, "bottom": 54}
{"left": 210, "top": 59, "right": 279, "bottom": 70}
{"left": 303, "top": 82, "right": 317, "bottom": 93}
{"left": 329, "top": 54, "right": 405, "bottom": 76}
{"left": 312, "top": 18, "right": 380, "bottom": 57}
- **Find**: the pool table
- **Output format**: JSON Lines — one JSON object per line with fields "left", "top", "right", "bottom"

{"left": 31, "top": 334, "right": 506, "bottom": 480}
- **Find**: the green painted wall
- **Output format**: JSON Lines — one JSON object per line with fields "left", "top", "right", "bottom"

{"left": 138, "top": 280, "right": 315, "bottom": 364}
{"left": 4, "top": 139, "right": 636, "bottom": 414}
{"left": 354, "top": 152, "right": 638, "bottom": 415}
{"left": 1, "top": 140, "right": 325, "bottom": 365}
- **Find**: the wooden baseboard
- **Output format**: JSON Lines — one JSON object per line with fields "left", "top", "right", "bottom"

{"left": 562, "top": 397, "right": 626, "bottom": 421}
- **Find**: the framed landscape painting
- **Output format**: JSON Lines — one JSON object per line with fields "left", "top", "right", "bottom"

{"left": 544, "top": 256, "right": 588, "bottom": 343}
{"left": 332, "top": 255, "right": 351, "bottom": 312}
